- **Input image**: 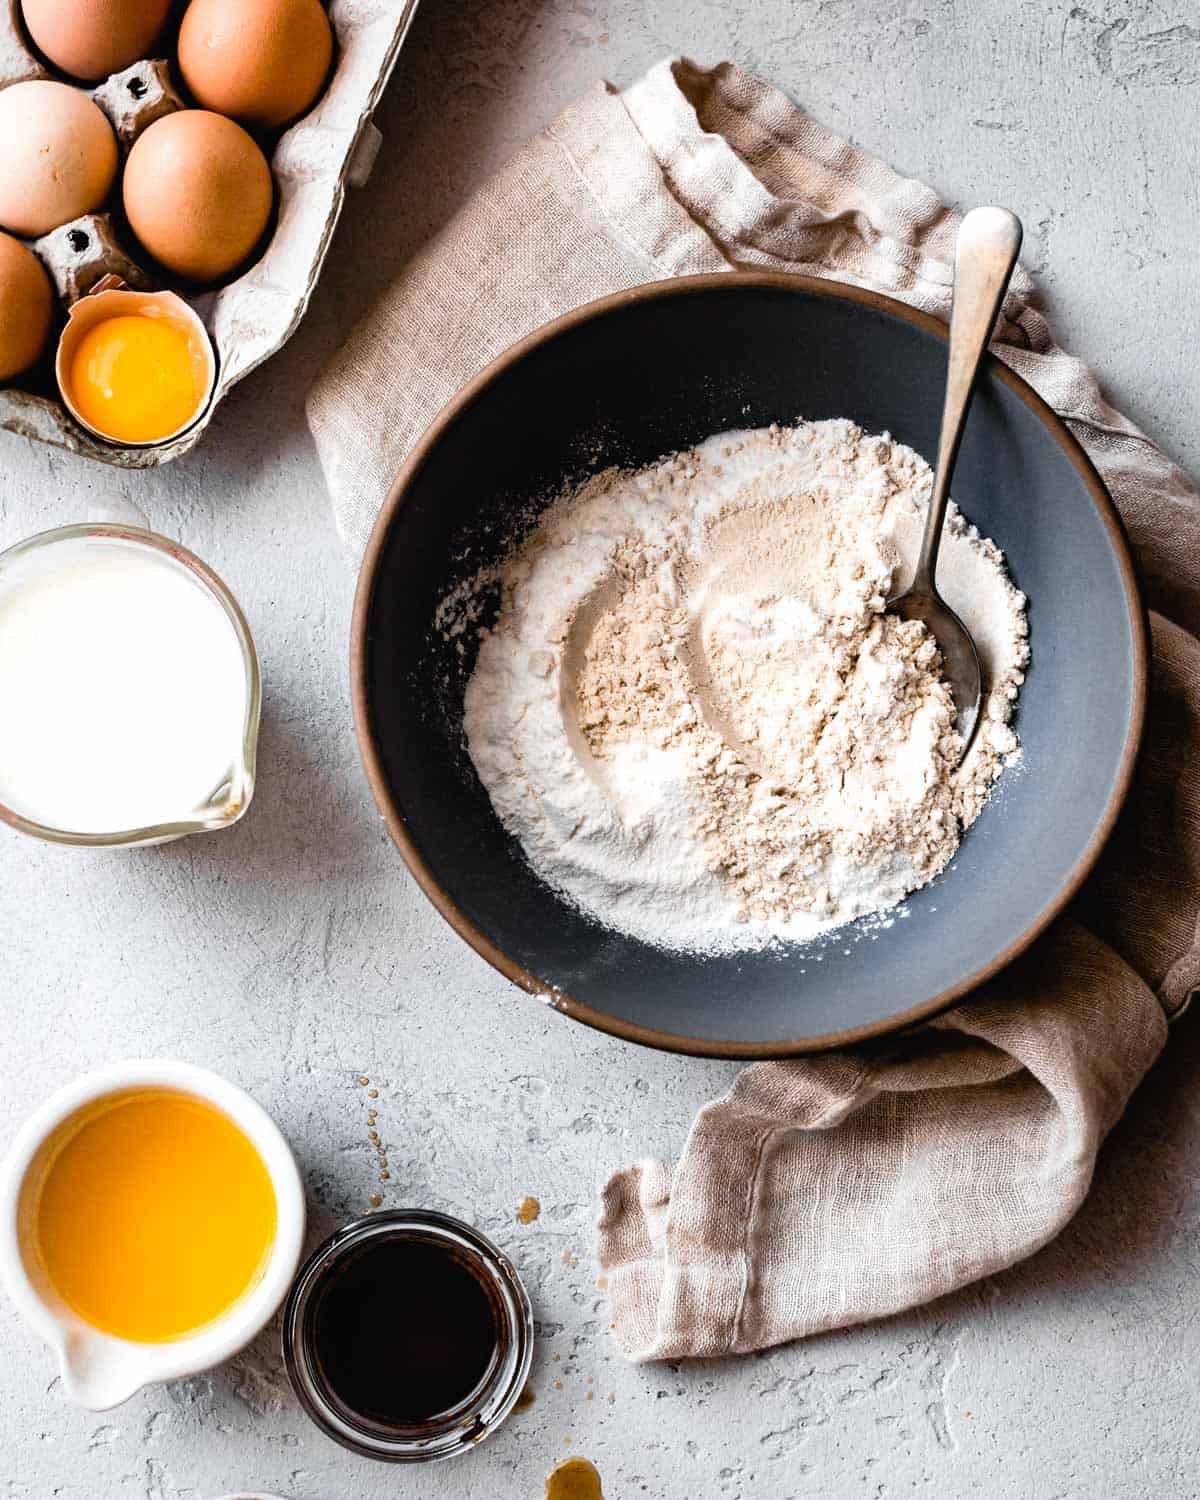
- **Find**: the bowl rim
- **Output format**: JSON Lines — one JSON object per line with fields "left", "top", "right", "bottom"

{"left": 350, "top": 270, "right": 1149, "bottom": 1059}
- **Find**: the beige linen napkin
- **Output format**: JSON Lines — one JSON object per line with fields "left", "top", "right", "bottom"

{"left": 308, "top": 58, "right": 1200, "bottom": 1360}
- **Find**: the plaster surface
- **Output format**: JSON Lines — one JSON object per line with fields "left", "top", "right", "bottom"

{"left": 1, "top": 2, "right": 1198, "bottom": 1496}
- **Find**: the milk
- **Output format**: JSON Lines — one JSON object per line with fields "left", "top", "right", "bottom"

{"left": 0, "top": 533, "right": 250, "bottom": 836}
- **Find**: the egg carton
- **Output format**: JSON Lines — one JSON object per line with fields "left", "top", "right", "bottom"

{"left": 0, "top": 0, "right": 420, "bottom": 467}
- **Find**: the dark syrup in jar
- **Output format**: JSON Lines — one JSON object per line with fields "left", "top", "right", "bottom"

{"left": 309, "top": 1235, "right": 502, "bottom": 1429}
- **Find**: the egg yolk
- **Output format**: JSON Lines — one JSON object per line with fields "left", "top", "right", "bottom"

{"left": 68, "top": 313, "right": 207, "bottom": 444}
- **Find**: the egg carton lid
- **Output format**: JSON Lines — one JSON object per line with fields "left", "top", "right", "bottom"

{"left": 0, "top": 0, "right": 421, "bottom": 468}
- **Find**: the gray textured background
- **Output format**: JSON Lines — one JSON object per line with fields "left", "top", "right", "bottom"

{"left": 2, "top": 2, "right": 1198, "bottom": 1496}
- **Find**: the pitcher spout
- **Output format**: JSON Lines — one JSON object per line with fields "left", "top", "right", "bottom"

{"left": 199, "top": 757, "right": 255, "bottom": 828}
{"left": 58, "top": 1328, "right": 155, "bottom": 1411}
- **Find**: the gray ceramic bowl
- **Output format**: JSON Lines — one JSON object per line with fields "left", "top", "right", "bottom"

{"left": 352, "top": 274, "right": 1146, "bottom": 1057}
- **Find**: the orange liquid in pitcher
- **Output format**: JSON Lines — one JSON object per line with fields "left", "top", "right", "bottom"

{"left": 34, "top": 1089, "right": 277, "bottom": 1342}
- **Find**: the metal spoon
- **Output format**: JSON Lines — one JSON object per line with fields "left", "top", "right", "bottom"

{"left": 888, "top": 204, "right": 1023, "bottom": 752}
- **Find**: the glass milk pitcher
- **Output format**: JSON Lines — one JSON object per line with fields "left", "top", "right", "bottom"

{"left": 0, "top": 507, "right": 259, "bottom": 848}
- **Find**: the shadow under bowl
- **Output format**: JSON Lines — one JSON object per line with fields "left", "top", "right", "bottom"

{"left": 352, "top": 273, "right": 1147, "bottom": 1058}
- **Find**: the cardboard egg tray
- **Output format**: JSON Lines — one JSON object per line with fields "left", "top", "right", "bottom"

{"left": 0, "top": 0, "right": 420, "bottom": 467}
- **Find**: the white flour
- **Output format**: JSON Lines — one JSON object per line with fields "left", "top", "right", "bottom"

{"left": 456, "top": 419, "right": 1029, "bottom": 954}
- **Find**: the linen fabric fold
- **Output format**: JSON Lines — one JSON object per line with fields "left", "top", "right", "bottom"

{"left": 307, "top": 57, "right": 1200, "bottom": 1360}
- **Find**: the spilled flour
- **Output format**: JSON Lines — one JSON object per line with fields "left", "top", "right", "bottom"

{"left": 456, "top": 419, "right": 1029, "bottom": 954}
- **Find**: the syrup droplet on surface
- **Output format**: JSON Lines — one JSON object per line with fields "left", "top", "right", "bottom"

{"left": 546, "top": 1456, "right": 603, "bottom": 1499}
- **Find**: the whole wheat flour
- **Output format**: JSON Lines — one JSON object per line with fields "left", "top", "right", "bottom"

{"left": 458, "top": 418, "right": 1029, "bottom": 954}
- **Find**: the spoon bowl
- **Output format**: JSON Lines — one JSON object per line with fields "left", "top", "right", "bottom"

{"left": 888, "top": 587, "right": 982, "bottom": 747}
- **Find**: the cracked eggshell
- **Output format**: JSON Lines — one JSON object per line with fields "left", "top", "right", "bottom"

{"left": 55, "top": 283, "right": 217, "bottom": 447}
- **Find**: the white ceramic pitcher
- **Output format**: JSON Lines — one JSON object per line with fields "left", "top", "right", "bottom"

{"left": 0, "top": 1060, "right": 306, "bottom": 1410}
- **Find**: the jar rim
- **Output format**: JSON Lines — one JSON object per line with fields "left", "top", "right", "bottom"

{"left": 281, "top": 1208, "right": 534, "bottom": 1463}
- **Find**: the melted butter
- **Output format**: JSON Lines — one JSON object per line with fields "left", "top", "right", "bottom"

{"left": 546, "top": 1457, "right": 603, "bottom": 1499}
{"left": 517, "top": 1194, "right": 541, "bottom": 1224}
{"left": 35, "top": 1088, "right": 276, "bottom": 1342}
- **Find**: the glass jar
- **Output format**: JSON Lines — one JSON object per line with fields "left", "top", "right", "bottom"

{"left": 281, "top": 1209, "right": 534, "bottom": 1463}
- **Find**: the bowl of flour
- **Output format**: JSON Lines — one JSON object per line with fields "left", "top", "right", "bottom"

{"left": 352, "top": 274, "right": 1146, "bottom": 1056}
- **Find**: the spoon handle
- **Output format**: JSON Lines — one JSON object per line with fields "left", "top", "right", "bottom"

{"left": 913, "top": 206, "right": 1023, "bottom": 592}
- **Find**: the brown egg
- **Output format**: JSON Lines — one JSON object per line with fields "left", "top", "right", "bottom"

{"left": 20, "top": 0, "right": 172, "bottom": 82}
{"left": 122, "top": 111, "right": 274, "bottom": 283}
{"left": 0, "top": 81, "right": 118, "bottom": 238}
{"left": 177, "top": 0, "right": 334, "bottom": 129}
{"left": 0, "top": 233, "right": 53, "bottom": 381}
